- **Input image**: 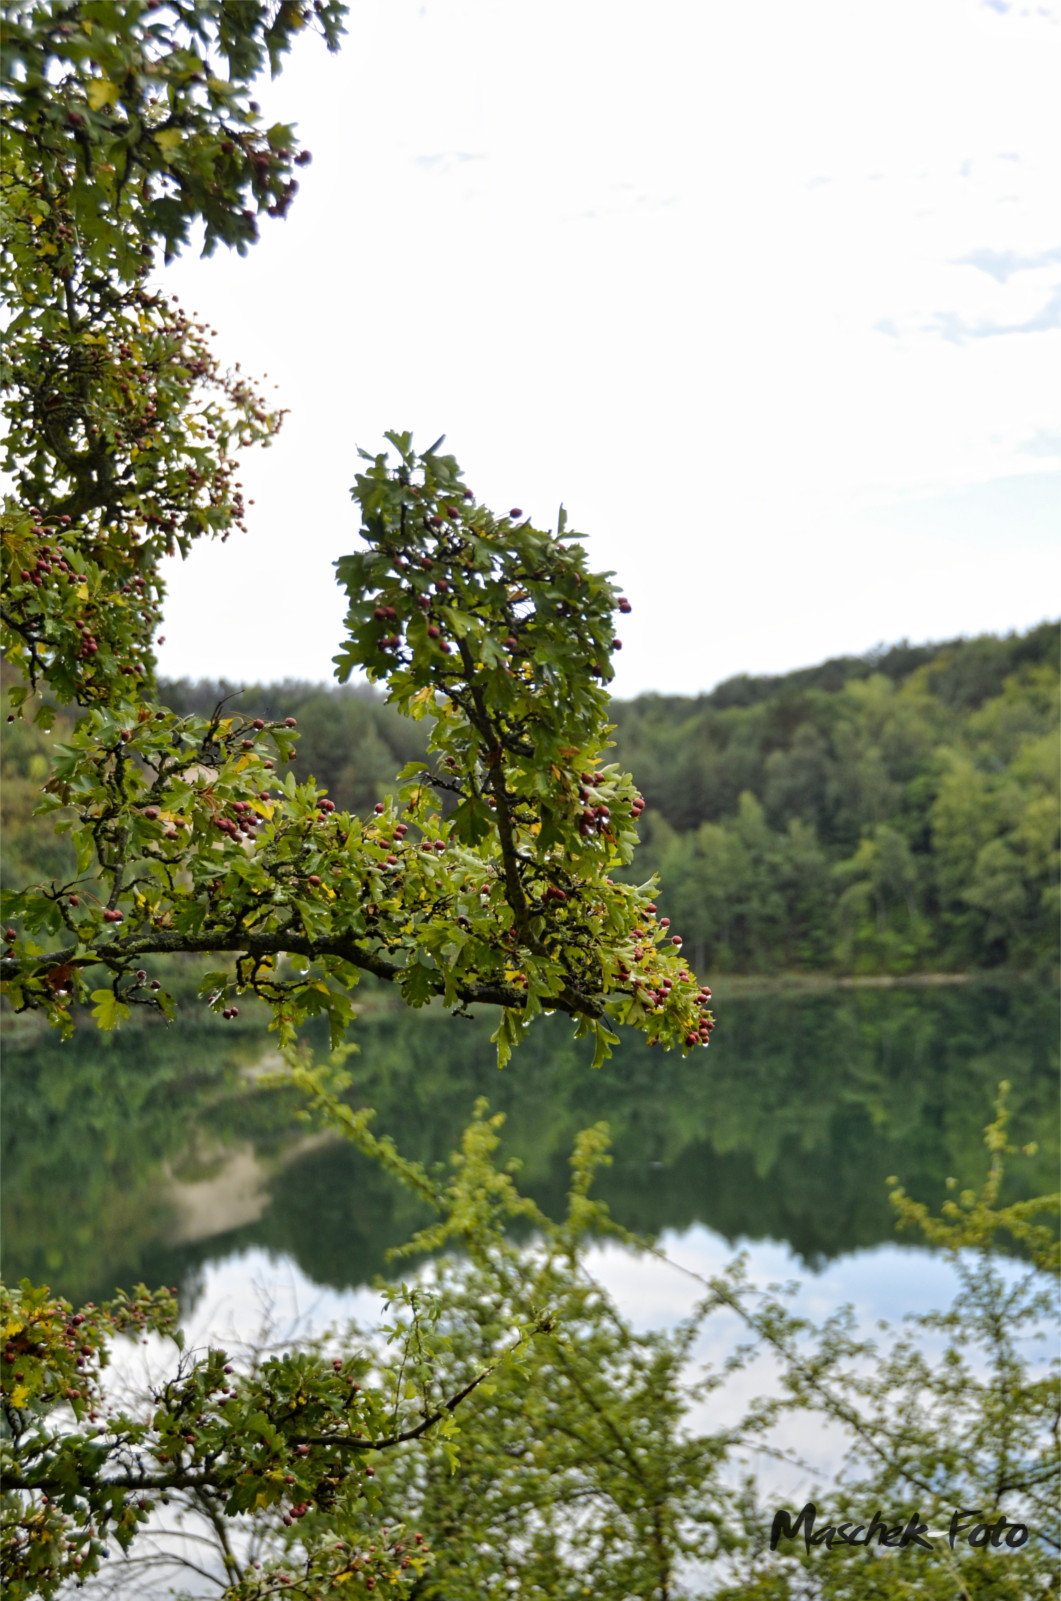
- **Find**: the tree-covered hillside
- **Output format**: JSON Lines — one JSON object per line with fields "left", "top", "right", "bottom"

{"left": 615, "top": 621, "right": 1059, "bottom": 974}
{"left": 4, "top": 622, "right": 1057, "bottom": 977}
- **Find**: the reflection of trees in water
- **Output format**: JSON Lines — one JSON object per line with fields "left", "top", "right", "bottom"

{"left": 3, "top": 982, "right": 1056, "bottom": 1303}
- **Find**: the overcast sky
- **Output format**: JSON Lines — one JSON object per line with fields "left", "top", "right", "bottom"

{"left": 157, "top": 0, "right": 1060, "bottom": 698}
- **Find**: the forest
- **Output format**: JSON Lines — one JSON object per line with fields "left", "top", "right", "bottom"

{"left": 6, "top": 620, "right": 1055, "bottom": 978}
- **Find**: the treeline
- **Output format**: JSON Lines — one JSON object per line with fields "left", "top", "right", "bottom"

{"left": 3, "top": 623, "right": 1057, "bottom": 975}
{"left": 618, "top": 623, "right": 1058, "bottom": 974}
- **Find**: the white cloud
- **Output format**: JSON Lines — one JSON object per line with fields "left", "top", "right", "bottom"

{"left": 157, "top": 0, "right": 1061, "bottom": 695}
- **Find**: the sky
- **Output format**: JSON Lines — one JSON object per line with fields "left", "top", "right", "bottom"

{"left": 157, "top": 0, "right": 1061, "bottom": 698}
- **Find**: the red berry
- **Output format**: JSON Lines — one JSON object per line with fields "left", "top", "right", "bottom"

{"left": 308, "top": 874, "right": 321, "bottom": 886}
{"left": 509, "top": 508, "right": 523, "bottom": 518}
{"left": 284, "top": 717, "right": 297, "bottom": 727}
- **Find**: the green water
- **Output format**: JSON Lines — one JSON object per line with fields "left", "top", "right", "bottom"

{"left": 2, "top": 980, "right": 1057, "bottom": 1308}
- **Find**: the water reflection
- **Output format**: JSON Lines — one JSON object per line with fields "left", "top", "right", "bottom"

{"left": 3, "top": 980, "right": 1056, "bottom": 1308}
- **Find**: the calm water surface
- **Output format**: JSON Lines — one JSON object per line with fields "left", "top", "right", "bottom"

{"left": 4, "top": 979, "right": 1056, "bottom": 1326}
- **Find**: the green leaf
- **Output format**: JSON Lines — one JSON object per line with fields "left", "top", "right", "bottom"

{"left": 89, "top": 989, "right": 130, "bottom": 1030}
{"left": 591, "top": 1020, "right": 620, "bottom": 1070}
{"left": 401, "top": 960, "right": 436, "bottom": 1008}
{"left": 86, "top": 76, "right": 120, "bottom": 110}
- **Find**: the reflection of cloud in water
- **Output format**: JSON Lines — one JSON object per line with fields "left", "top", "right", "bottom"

{"left": 585, "top": 1227, "right": 1042, "bottom": 1500}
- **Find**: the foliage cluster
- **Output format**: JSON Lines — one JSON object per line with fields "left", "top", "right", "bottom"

{"left": 1, "top": 0, "right": 713, "bottom": 1065}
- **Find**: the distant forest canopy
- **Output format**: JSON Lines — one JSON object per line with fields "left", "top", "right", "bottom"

{"left": 3, "top": 622, "right": 1058, "bottom": 977}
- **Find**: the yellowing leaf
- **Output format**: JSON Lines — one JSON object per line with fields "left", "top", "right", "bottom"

{"left": 87, "top": 77, "right": 120, "bottom": 111}
{"left": 155, "top": 128, "right": 182, "bottom": 155}
{"left": 10, "top": 1385, "right": 29, "bottom": 1407}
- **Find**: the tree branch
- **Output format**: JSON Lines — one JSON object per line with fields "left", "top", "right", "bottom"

{"left": 0, "top": 928, "right": 608, "bottom": 1022}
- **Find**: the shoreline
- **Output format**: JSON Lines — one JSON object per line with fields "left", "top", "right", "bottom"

{"left": 706, "top": 970, "right": 984, "bottom": 998}
{"left": 2, "top": 969, "right": 1054, "bottom": 1049}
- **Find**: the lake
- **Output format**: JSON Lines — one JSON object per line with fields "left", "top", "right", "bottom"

{"left": 4, "top": 977, "right": 1056, "bottom": 1325}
